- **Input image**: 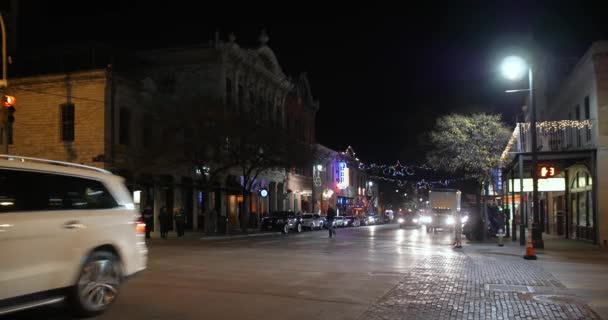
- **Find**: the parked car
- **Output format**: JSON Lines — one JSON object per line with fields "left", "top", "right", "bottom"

{"left": 301, "top": 213, "right": 324, "bottom": 230}
{"left": 398, "top": 213, "right": 421, "bottom": 228}
{"left": 261, "top": 211, "right": 302, "bottom": 234}
{"left": 334, "top": 216, "right": 345, "bottom": 228}
{"left": 343, "top": 215, "right": 361, "bottom": 227}
{"left": 0, "top": 155, "right": 147, "bottom": 317}
{"left": 362, "top": 215, "right": 377, "bottom": 226}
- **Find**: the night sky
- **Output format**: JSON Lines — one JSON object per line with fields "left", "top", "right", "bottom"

{"left": 11, "top": 1, "right": 608, "bottom": 165}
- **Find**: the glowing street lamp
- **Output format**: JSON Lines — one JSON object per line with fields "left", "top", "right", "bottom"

{"left": 500, "top": 56, "right": 527, "bottom": 81}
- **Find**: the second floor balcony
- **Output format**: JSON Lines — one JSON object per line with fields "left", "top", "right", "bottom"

{"left": 501, "top": 120, "right": 597, "bottom": 162}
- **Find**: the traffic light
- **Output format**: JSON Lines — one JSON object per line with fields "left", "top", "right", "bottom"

{"left": 0, "top": 95, "right": 15, "bottom": 126}
{"left": 2, "top": 95, "right": 15, "bottom": 107}
{"left": 538, "top": 165, "right": 556, "bottom": 178}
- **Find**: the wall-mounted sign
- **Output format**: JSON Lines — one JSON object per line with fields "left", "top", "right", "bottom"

{"left": 337, "top": 162, "right": 349, "bottom": 189}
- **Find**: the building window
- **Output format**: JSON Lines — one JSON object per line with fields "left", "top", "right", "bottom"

{"left": 61, "top": 103, "right": 75, "bottom": 142}
{"left": 267, "top": 101, "right": 273, "bottom": 124}
{"left": 225, "top": 78, "right": 233, "bottom": 106}
{"left": 119, "top": 107, "right": 130, "bottom": 145}
{"left": 249, "top": 90, "right": 255, "bottom": 107}
{"left": 143, "top": 114, "right": 152, "bottom": 148}
{"left": 238, "top": 85, "right": 244, "bottom": 112}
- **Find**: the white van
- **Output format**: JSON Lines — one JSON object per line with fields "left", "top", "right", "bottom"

{"left": 0, "top": 155, "right": 147, "bottom": 317}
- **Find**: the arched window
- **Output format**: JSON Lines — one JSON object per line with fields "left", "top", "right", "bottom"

{"left": 569, "top": 165, "right": 593, "bottom": 240}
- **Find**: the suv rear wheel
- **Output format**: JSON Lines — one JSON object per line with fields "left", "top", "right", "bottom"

{"left": 69, "top": 250, "right": 122, "bottom": 317}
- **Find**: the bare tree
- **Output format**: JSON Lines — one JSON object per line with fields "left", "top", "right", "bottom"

{"left": 223, "top": 113, "right": 312, "bottom": 232}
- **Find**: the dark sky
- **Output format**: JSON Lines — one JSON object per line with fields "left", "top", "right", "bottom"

{"left": 11, "top": 1, "right": 608, "bottom": 164}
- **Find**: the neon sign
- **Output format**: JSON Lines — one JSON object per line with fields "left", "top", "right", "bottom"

{"left": 337, "top": 162, "right": 349, "bottom": 189}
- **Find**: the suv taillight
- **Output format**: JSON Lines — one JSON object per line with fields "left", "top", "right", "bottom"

{"left": 135, "top": 216, "right": 146, "bottom": 234}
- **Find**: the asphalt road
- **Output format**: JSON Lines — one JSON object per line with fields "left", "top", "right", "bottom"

{"left": 3, "top": 224, "right": 604, "bottom": 319}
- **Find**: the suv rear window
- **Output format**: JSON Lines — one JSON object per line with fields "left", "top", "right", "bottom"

{"left": 0, "top": 169, "right": 118, "bottom": 212}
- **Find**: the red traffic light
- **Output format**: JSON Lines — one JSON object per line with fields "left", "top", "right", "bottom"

{"left": 2, "top": 95, "right": 16, "bottom": 108}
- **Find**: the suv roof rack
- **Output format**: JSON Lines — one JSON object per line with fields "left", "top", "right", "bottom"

{"left": 0, "top": 155, "right": 112, "bottom": 174}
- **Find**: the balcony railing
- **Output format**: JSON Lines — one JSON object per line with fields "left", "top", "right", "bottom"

{"left": 501, "top": 120, "right": 596, "bottom": 162}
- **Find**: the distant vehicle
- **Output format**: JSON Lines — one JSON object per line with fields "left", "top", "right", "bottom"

{"left": 424, "top": 189, "right": 462, "bottom": 233}
{"left": 334, "top": 216, "right": 346, "bottom": 228}
{"left": 301, "top": 213, "right": 323, "bottom": 230}
{"left": 398, "top": 213, "right": 421, "bottom": 228}
{"left": 362, "top": 215, "right": 377, "bottom": 226}
{"left": 0, "top": 155, "right": 147, "bottom": 317}
{"left": 261, "top": 211, "right": 302, "bottom": 234}
{"left": 343, "top": 215, "right": 360, "bottom": 227}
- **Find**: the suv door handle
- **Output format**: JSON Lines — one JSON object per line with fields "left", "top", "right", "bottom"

{"left": 63, "top": 220, "right": 87, "bottom": 229}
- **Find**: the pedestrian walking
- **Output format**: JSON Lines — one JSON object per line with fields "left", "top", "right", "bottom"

{"left": 454, "top": 213, "right": 462, "bottom": 248}
{"left": 159, "top": 206, "right": 170, "bottom": 239}
{"left": 142, "top": 203, "right": 154, "bottom": 239}
{"left": 327, "top": 206, "right": 337, "bottom": 238}
{"left": 174, "top": 207, "right": 186, "bottom": 237}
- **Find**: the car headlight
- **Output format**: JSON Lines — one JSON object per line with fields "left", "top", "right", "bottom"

{"left": 446, "top": 217, "right": 455, "bottom": 225}
{"left": 397, "top": 218, "right": 404, "bottom": 223}
{"left": 462, "top": 216, "right": 469, "bottom": 223}
{"left": 413, "top": 218, "right": 418, "bottom": 223}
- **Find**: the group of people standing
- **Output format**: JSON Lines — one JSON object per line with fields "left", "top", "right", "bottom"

{"left": 141, "top": 204, "right": 187, "bottom": 239}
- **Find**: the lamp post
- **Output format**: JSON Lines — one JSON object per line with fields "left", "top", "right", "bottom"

{"left": 313, "top": 164, "right": 323, "bottom": 214}
{"left": 501, "top": 55, "right": 543, "bottom": 249}
{"left": 1, "top": 13, "right": 9, "bottom": 154}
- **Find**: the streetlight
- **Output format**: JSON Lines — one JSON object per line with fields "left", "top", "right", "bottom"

{"left": 501, "top": 55, "right": 543, "bottom": 252}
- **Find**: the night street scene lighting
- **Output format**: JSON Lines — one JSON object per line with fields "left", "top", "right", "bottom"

{"left": 0, "top": 2, "right": 607, "bottom": 319}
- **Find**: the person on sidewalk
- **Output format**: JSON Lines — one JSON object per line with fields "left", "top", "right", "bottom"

{"left": 453, "top": 213, "right": 463, "bottom": 248}
{"left": 159, "top": 206, "right": 170, "bottom": 239}
{"left": 142, "top": 203, "right": 154, "bottom": 239}
{"left": 327, "top": 206, "right": 337, "bottom": 238}
{"left": 174, "top": 207, "right": 186, "bottom": 237}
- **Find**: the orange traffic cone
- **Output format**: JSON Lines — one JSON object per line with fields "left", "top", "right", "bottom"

{"left": 523, "top": 230, "right": 537, "bottom": 260}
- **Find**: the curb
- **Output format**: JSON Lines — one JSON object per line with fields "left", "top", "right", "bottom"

{"left": 199, "top": 231, "right": 282, "bottom": 241}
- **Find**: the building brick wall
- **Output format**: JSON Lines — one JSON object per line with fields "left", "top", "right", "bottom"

{"left": 6, "top": 70, "right": 107, "bottom": 168}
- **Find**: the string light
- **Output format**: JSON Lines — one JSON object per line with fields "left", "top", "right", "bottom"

{"left": 502, "top": 120, "right": 594, "bottom": 162}
{"left": 519, "top": 120, "right": 593, "bottom": 132}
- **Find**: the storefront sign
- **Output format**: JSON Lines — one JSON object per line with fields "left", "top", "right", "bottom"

{"left": 337, "top": 162, "right": 349, "bottom": 189}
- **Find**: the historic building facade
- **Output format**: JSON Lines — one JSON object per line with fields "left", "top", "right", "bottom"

{"left": 4, "top": 31, "right": 319, "bottom": 233}
{"left": 501, "top": 41, "right": 608, "bottom": 245}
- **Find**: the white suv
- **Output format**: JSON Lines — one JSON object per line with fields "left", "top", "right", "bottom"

{"left": 0, "top": 155, "right": 147, "bottom": 317}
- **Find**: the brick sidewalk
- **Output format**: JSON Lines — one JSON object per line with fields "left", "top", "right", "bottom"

{"left": 359, "top": 250, "right": 600, "bottom": 320}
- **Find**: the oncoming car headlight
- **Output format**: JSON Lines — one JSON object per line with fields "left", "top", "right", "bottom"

{"left": 462, "top": 215, "right": 469, "bottom": 223}
{"left": 446, "top": 217, "right": 455, "bottom": 225}
{"left": 397, "top": 218, "right": 404, "bottom": 224}
{"left": 413, "top": 218, "right": 418, "bottom": 223}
